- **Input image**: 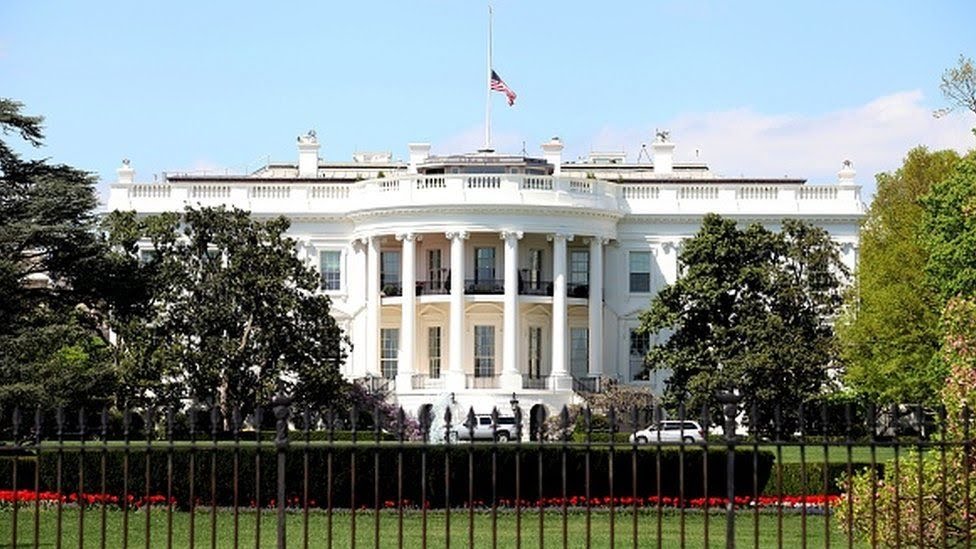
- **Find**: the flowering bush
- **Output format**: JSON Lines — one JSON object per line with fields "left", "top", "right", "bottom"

{"left": 838, "top": 297, "right": 976, "bottom": 547}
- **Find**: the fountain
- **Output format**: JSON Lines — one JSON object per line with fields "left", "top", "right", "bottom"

{"left": 427, "top": 392, "right": 461, "bottom": 444}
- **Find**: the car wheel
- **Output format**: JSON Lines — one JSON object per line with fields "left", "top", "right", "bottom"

{"left": 636, "top": 436, "right": 648, "bottom": 444}
{"left": 683, "top": 436, "right": 695, "bottom": 444}
{"left": 496, "top": 431, "right": 510, "bottom": 442}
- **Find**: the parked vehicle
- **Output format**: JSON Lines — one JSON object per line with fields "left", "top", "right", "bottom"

{"left": 454, "top": 414, "right": 518, "bottom": 442}
{"left": 629, "top": 420, "right": 705, "bottom": 444}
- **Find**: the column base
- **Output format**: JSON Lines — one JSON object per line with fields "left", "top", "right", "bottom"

{"left": 395, "top": 372, "right": 415, "bottom": 392}
{"left": 499, "top": 371, "right": 523, "bottom": 391}
{"left": 444, "top": 370, "right": 466, "bottom": 392}
{"left": 548, "top": 373, "right": 573, "bottom": 391}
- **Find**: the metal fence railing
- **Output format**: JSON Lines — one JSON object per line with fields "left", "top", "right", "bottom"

{"left": 0, "top": 398, "right": 972, "bottom": 548}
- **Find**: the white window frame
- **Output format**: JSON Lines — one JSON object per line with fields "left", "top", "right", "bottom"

{"left": 319, "top": 249, "right": 343, "bottom": 292}
{"left": 629, "top": 251, "right": 652, "bottom": 293}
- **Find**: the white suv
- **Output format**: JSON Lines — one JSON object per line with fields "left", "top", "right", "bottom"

{"left": 629, "top": 420, "right": 705, "bottom": 444}
{"left": 454, "top": 414, "right": 518, "bottom": 442}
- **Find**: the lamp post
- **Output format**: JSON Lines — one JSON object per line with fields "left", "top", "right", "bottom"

{"left": 715, "top": 389, "right": 741, "bottom": 549}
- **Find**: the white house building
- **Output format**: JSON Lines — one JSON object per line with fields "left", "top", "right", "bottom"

{"left": 107, "top": 132, "right": 864, "bottom": 422}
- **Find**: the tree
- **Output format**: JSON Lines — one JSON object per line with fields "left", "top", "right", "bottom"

{"left": 935, "top": 54, "right": 976, "bottom": 137}
{"left": 838, "top": 147, "right": 960, "bottom": 404}
{"left": 638, "top": 214, "right": 848, "bottom": 434}
{"left": 103, "top": 207, "right": 348, "bottom": 418}
{"left": 0, "top": 99, "right": 117, "bottom": 413}
{"left": 920, "top": 152, "right": 976, "bottom": 302}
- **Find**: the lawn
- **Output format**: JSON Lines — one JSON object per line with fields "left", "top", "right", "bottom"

{"left": 1, "top": 507, "right": 867, "bottom": 548}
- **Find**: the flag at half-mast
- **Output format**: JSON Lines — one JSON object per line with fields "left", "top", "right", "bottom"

{"left": 490, "top": 70, "right": 517, "bottom": 106}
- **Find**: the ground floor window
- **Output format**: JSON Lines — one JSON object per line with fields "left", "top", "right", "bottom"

{"left": 428, "top": 326, "right": 441, "bottom": 378}
{"left": 629, "top": 329, "right": 651, "bottom": 380}
{"left": 474, "top": 325, "right": 495, "bottom": 377}
{"left": 527, "top": 326, "right": 543, "bottom": 378}
{"left": 380, "top": 328, "right": 399, "bottom": 379}
{"left": 570, "top": 327, "right": 588, "bottom": 377}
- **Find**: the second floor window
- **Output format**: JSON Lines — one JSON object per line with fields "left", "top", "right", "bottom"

{"left": 570, "top": 250, "right": 589, "bottom": 286}
{"left": 629, "top": 251, "right": 651, "bottom": 293}
{"left": 319, "top": 250, "right": 341, "bottom": 291}
{"left": 476, "top": 247, "right": 495, "bottom": 282}
{"left": 381, "top": 251, "right": 401, "bottom": 289}
{"left": 428, "top": 249, "right": 443, "bottom": 285}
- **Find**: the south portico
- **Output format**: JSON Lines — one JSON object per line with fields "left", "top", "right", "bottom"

{"left": 353, "top": 225, "right": 613, "bottom": 407}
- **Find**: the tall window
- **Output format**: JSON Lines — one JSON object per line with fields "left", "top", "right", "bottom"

{"left": 528, "top": 326, "right": 543, "bottom": 378}
{"left": 569, "top": 250, "right": 589, "bottom": 285}
{"left": 473, "top": 325, "right": 495, "bottom": 377}
{"left": 629, "top": 251, "right": 652, "bottom": 293}
{"left": 319, "top": 250, "right": 341, "bottom": 291}
{"left": 530, "top": 249, "right": 543, "bottom": 281}
{"left": 629, "top": 329, "right": 651, "bottom": 380}
{"left": 381, "top": 251, "right": 401, "bottom": 290}
{"left": 570, "top": 327, "right": 589, "bottom": 377}
{"left": 428, "top": 326, "right": 441, "bottom": 378}
{"left": 428, "top": 249, "right": 443, "bottom": 287}
{"left": 475, "top": 247, "right": 495, "bottom": 282}
{"left": 380, "top": 328, "right": 400, "bottom": 379}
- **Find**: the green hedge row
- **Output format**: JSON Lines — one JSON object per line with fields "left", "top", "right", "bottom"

{"left": 761, "top": 462, "right": 884, "bottom": 496}
{"left": 1, "top": 446, "right": 773, "bottom": 509}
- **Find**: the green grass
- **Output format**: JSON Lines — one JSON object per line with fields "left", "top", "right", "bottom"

{"left": 758, "top": 444, "right": 898, "bottom": 464}
{"left": 0, "top": 507, "right": 867, "bottom": 548}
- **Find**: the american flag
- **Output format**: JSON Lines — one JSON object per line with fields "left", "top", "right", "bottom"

{"left": 490, "top": 70, "right": 517, "bottom": 106}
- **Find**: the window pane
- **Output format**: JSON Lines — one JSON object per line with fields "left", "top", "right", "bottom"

{"left": 381, "top": 251, "right": 401, "bottom": 287}
{"left": 476, "top": 248, "right": 495, "bottom": 281}
{"left": 428, "top": 326, "right": 441, "bottom": 378}
{"left": 320, "top": 250, "right": 341, "bottom": 291}
{"left": 629, "top": 252, "right": 651, "bottom": 292}
{"left": 474, "top": 325, "right": 495, "bottom": 377}
{"left": 570, "top": 327, "right": 588, "bottom": 377}
{"left": 570, "top": 250, "right": 589, "bottom": 285}
{"left": 380, "top": 328, "right": 399, "bottom": 379}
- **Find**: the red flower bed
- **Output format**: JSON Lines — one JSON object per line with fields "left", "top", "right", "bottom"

{"left": 0, "top": 490, "right": 174, "bottom": 508}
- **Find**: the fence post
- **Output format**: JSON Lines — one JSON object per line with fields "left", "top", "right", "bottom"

{"left": 273, "top": 395, "right": 293, "bottom": 549}
{"left": 717, "top": 391, "right": 740, "bottom": 549}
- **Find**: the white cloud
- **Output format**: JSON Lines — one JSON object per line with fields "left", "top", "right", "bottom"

{"left": 586, "top": 91, "right": 975, "bottom": 199}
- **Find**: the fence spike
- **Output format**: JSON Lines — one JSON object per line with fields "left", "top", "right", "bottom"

{"left": 101, "top": 407, "right": 109, "bottom": 439}
{"left": 444, "top": 407, "right": 453, "bottom": 443}
{"left": 34, "top": 406, "right": 42, "bottom": 445}
{"left": 466, "top": 407, "right": 477, "bottom": 437}
{"left": 560, "top": 406, "right": 570, "bottom": 442}
{"left": 513, "top": 405, "right": 522, "bottom": 441}
{"left": 397, "top": 407, "right": 406, "bottom": 443}
{"left": 211, "top": 404, "right": 220, "bottom": 439}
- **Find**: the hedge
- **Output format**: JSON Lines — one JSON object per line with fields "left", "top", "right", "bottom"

{"left": 1, "top": 445, "right": 772, "bottom": 510}
{"left": 761, "top": 462, "right": 884, "bottom": 496}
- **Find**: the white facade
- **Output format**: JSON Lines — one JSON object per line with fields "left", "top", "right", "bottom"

{"left": 108, "top": 133, "right": 864, "bottom": 421}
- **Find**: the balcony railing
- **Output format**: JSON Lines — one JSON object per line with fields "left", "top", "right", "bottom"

{"left": 417, "top": 280, "right": 450, "bottom": 295}
{"left": 465, "top": 279, "right": 505, "bottom": 295}
{"left": 519, "top": 279, "right": 553, "bottom": 296}
{"left": 466, "top": 375, "right": 500, "bottom": 389}
{"left": 522, "top": 375, "right": 548, "bottom": 390}
{"left": 411, "top": 374, "right": 445, "bottom": 390}
{"left": 572, "top": 376, "right": 607, "bottom": 394}
{"left": 567, "top": 282, "right": 590, "bottom": 298}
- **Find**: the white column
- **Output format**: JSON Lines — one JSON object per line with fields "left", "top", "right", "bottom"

{"left": 445, "top": 230, "right": 468, "bottom": 390}
{"left": 500, "top": 230, "right": 524, "bottom": 390}
{"left": 549, "top": 233, "right": 573, "bottom": 390}
{"left": 588, "top": 237, "right": 606, "bottom": 377}
{"left": 365, "top": 236, "right": 380, "bottom": 376}
{"left": 396, "top": 232, "right": 418, "bottom": 390}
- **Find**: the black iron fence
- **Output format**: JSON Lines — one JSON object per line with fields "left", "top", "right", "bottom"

{"left": 0, "top": 399, "right": 973, "bottom": 548}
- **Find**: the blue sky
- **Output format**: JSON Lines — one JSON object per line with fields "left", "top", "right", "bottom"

{"left": 2, "top": 1, "right": 975, "bottom": 202}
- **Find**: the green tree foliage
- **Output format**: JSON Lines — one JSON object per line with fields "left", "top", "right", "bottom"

{"left": 920, "top": 152, "right": 976, "bottom": 302}
{"left": 0, "top": 99, "right": 116, "bottom": 413}
{"left": 838, "top": 148, "right": 960, "bottom": 404}
{"left": 103, "top": 207, "right": 348, "bottom": 415}
{"left": 639, "top": 214, "right": 848, "bottom": 434}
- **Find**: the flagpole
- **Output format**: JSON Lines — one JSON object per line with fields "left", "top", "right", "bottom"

{"left": 485, "top": 4, "right": 493, "bottom": 151}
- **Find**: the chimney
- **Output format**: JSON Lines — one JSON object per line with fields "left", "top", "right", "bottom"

{"left": 541, "top": 137, "right": 564, "bottom": 176}
{"left": 407, "top": 143, "right": 431, "bottom": 174}
{"left": 117, "top": 158, "right": 135, "bottom": 184}
{"left": 837, "top": 160, "right": 856, "bottom": 184}
{"left": 651, "top": 130, "right": 674, "bottom": 175}
{"left": 297, "top": 130, "right": 320, "bottom": 178}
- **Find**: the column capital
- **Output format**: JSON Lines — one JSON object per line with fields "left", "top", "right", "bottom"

{"left": 445, "top": 230, "right": 469, "bottom": 241}
{"left": 500, "top": 230, "right": 524, "bottom": 242}
{"left": 395, "top": 232, "right": 422, "bottom": 242}
{"left": 546, "top": 232, "right": 575, "bottom": 243}
{"left": 586, "top": 236, "right": 611, "bottom": 246}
